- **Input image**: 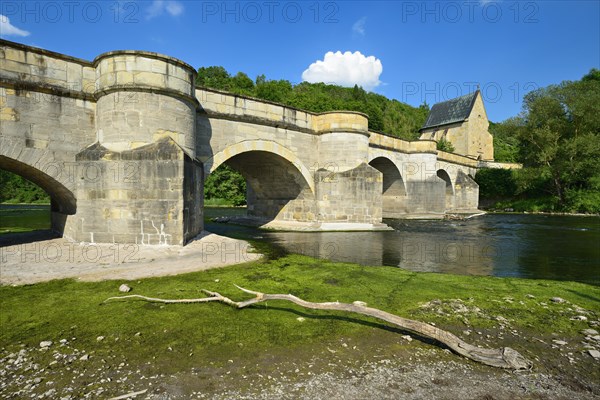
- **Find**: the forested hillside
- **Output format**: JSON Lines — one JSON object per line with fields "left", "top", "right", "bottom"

{"left": 196, "top": 66, "right": 429, "bottom": 141}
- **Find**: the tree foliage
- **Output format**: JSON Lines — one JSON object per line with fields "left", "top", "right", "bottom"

{"left": 203, "top": 164, "right": 246, "bottom": 206}
{"left": 0, "top": 170, "right": 49, "bottom": 203}
{"left": 436, "top": 138, "right": 455, "bottom": 152}
{"left": 482, "top": 69, "right": 600, "bottom": 212}
{"left": 516, "top": 69, "right": 600, "bottom": 206}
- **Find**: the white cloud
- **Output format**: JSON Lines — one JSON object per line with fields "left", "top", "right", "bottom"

{"left": 302, "top": 51, "right": 383, "bottom": 91}
{"left": 352, "top": 17, "right": 366, "bottom": 36}
{"left": 146, "top": 0, "right": 183, "bottom": 19}
{"left": 0, "top": 15, "right": 30, "bottom": 37}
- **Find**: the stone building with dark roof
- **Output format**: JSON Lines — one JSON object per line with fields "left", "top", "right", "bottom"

{"left": 419, "top": 90, "right": 494, "bottom": 160}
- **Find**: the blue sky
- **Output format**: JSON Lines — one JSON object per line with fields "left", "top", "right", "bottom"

{"left": 1, "top": 0, "right": 598, "bottom": 122}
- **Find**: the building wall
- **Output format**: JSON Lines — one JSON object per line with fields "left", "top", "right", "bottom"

{"left": 418, "top": 92, "right": 494, "bottom": 161}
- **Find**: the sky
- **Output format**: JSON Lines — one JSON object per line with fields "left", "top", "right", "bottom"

{"left": 1, "top": 0, "right": 598, "bottom": 122}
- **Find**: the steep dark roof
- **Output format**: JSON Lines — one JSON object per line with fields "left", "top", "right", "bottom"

{"left": 420, "top": 90, "right": 479, "bottom": 131}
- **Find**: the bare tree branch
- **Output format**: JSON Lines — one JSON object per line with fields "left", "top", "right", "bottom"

{"left": 105, "top": 285, "right": 532, "bottom": 370}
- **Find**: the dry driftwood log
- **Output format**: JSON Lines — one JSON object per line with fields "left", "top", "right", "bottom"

{"left": 105, "top": 285, "right": 532, "bottom": 370}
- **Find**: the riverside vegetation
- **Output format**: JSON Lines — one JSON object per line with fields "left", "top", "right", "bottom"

{"left": 1, "top": 255, "right": 599, "bottom": 398}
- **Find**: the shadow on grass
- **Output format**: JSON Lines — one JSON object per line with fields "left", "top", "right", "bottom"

{"left": 0, "top": 229, "right": 59, "bottom": 247}
{"left": 565, "top": 288, "right": 600, "bottom": 303}
{"left": 253, "top": 304, "right": 445, "bottom": 349}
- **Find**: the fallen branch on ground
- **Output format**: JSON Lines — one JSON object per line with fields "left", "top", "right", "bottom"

{"left": 105, "top": 285, "right": 532, "bottom": 370}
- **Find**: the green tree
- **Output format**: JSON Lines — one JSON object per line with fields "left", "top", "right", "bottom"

{"left": 255, "top": 79, "right": 293, "bottom": 103}
{"left": 436, "top": 138, "right": 455, "bottom": 152}
{"left": 489, "top": 118, "right": 522, "bottom": 163}
{"left": 196, "top": 66, "right": 231, "bottom": 90}
{"left": 516, "top": 70, "right": 600, "bottom": 207}
{"left": 230, "top": 72, "right": 255, "bottom": 95}
{"left": 0, "top": 170, "right": 49, "bottom": 203}
{"left": 203, "top": 164, "right": 247, "bottom": 206}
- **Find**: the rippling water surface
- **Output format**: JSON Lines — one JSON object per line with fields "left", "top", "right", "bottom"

{"left": 205, "top": 208, "right": 600, "bottom": 285}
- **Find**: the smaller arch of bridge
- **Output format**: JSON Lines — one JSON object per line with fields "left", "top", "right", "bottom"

{"left": 204, "top": 140, "right": 315, "bottom": 195}
{"left": 368, "top": 156, "right": 407, "bottom": 196}
{"left": 436, "top": 169, "right": 454, "bottom": 196}
{"left": 0, "top": 155, "right": 76, "bottom": 215}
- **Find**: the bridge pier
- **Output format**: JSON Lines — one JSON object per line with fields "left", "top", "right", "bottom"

{"left": 70, "top": 50, "right": 203, "bottom": 245}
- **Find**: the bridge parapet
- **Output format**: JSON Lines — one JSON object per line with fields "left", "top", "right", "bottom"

{"left": 477, "top": 160, "right": 522, "bottom": 169}
{"left": 436, "top": 150, "right": 479, "bottom": 168}
{"left": 313, "top": 111, "right": 368, "bottom": 134}
{"left": 369, "top": 131, "right": 437, "bottom": 154}
{"left": 196, "top": 88, "right": 313, "bottom": 132}
{"left": 0, "top": 40, "right": 95, "bottom": 97}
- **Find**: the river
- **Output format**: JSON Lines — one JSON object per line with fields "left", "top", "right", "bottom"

{"left": 1, "top": 205, "right": 598, "bottom": 285}
{"left": 204, "top": 207, "right": 600, "bottom": 285}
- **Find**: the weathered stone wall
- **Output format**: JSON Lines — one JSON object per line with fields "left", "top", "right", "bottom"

{"left": 453, "top": 171, "right": 479, "bottom": 211}
{"left": 315, "top": 163, "right": 382, "bottom": 224}
{"left": 73, "top": 139, "right": 194, "bottom": 245}
{"left": 467, "top": 95, "right": 493, "bottom": 160}
{"left": 0, "top": 41, "right": 203, "bottom": 244}
{"left": 94, "top": 51, "right": 197, "bottom": 155}
{"left": 0, "top": 42, "right": 96, "bottom": 237}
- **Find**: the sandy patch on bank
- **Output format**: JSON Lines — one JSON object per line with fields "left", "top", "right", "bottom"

{"left": 0, "top": 231, "right": 261, "bottom": 285}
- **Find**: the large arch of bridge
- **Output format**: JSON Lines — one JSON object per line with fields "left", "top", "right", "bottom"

{"left": 203, "top": 140, "right": 315, "bottom": 195}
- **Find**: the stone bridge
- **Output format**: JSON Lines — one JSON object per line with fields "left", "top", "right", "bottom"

{"left": 0, "top": 40, "right": 483, "bottom": 245}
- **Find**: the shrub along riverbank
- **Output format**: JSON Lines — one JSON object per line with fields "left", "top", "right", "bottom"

{"left": 1, "top": 254, "right": 599, "bottom": 398}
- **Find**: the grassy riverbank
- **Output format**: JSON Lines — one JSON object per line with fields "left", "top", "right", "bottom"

{"left": 1, "top": 254, "right": 599, "bottom": 398}
{"left": 0, "top": 205, "right": 51, "bottom": 235}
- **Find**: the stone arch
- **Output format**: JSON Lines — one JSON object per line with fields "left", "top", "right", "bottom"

{"left": 368, "top": 156, "right": 408, "bottom": 218}
{"left": 436, "top": 169, "right": 454, "bottom": 196}
{"left": 204, "top": 140, "right": 316, "bottom": 222}
{"left": 204, "top": 140, "right": 315, "bottom": 195}
{"left": 0, "top": 155, "right": 76, "bottom": 215}
{"left": 368, "top": 157, "right": 406, "bottom": 196}
{"left": 437, "top": 169, "right": 454, "bottom": 211}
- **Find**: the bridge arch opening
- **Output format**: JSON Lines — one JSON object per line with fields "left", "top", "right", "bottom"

{"left": 205, "top": 146, "right": 315, "bottom": 222}
{"left": 369, "top": 157, "right": 407, "bottom": 218}
{"left": 436, "top": 169, "right": 454, "bottom": 210}
{"left": 0, "top": 156, "right": 76, "bottom": 240}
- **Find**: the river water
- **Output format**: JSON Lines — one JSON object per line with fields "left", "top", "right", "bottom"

{"left": 1, "top": 205, "right": 598, "bottom": 285}
{"left": 204, "top": 207, "right": 600, "bottom": 285}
